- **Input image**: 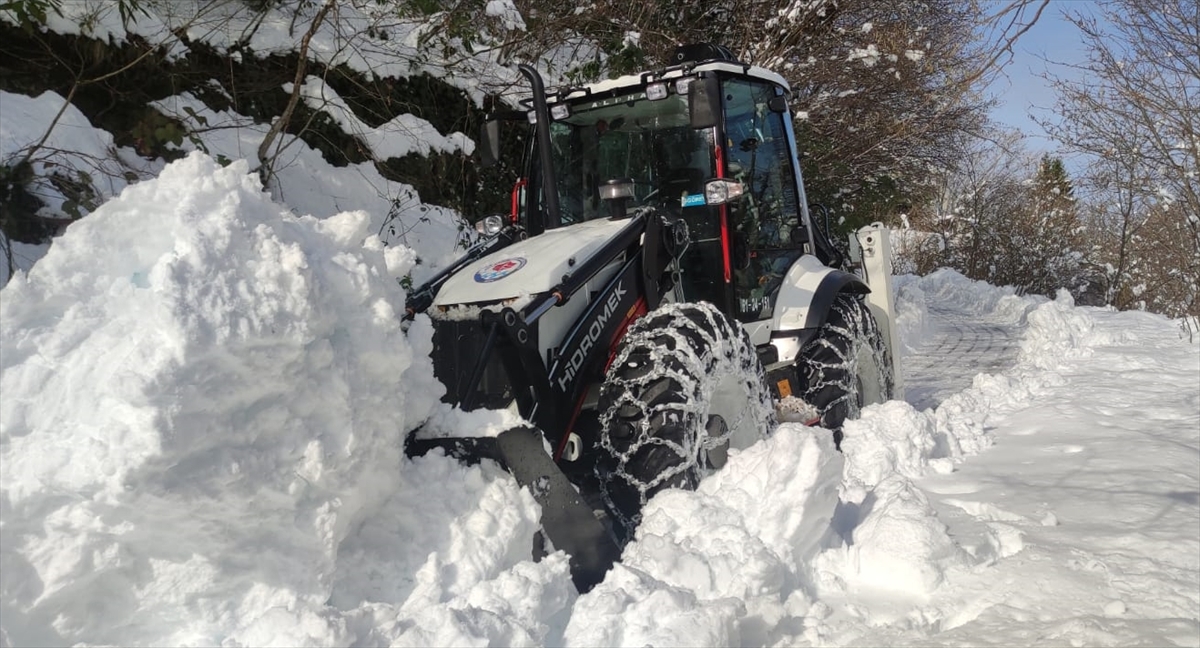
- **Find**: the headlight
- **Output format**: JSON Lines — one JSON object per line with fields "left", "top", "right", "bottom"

{"left": 475, "top": 214, "right": 505, "bottom": 236}
{"left": 704, "top": 179, "right": 745, "bottom": 205}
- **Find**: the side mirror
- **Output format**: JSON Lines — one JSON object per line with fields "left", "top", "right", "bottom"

{"left": 688, "top": 74, "right": 721, "bottom": 129}
{"left": 480, "top": 119, "right": 501, "bottom": 167}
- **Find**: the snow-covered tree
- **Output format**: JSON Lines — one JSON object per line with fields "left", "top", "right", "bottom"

{"left": 1043, "top": 0, "right": 1199, "bottom": 317}
{"left": 498, "top": 0, "right": 1048, "bottom": 232}
{"left": 902, "top": 136, "right": 1095, "bottom": 300}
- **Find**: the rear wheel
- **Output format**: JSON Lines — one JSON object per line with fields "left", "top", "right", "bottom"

{"left": 595, "top": 302, "right": 775, "bottom": 543}
{"left": 796, "top": 293, "right": 894, "bottom": 448}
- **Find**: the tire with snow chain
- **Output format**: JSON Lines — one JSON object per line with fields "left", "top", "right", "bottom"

{"left": 596, "top": 302, "right": 775, "bottom": 543}
{"left": 797, "top": 292, "right": 894, "bottom": 448}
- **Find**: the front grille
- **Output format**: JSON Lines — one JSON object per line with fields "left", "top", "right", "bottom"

{"left": 430, "top": 318, "right": 514, "bottom": 410}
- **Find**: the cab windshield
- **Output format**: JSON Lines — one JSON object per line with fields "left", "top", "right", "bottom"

{"left": 543, "top": 89, "right": 716, "bottom": 224}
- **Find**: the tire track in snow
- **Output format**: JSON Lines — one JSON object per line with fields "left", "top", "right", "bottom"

{"left": 902, "top": 305, "right": 1023, "bottom": 411}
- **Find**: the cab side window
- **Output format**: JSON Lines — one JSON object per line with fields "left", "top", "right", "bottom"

{"left": 722, "top": 79, "right": 801, "bottom": 250}
{"left": 723, "top": 78, "right": 803, "bottom": 321}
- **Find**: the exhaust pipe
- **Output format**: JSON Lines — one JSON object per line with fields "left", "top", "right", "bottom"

{"left": 518, "top": 64, "right": 561, "bottom": 235}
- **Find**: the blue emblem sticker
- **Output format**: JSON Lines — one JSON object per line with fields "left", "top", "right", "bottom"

{"left": 474, "top": 257, "right": 527, "bottom": 282}
{"left": 681, "top": 193, "right": 706, "bottom": 207}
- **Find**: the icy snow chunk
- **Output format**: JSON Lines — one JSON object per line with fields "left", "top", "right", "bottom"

{"left": 840, "top": 400, "right": 938, "bottom": 489}
{"left": 848, "top": 44, "right": 881, "bottom": 67}
{"left": 818, "top": 475, "right": 966, "bottom": 597}
{"left": 290, "top": 76, "right": 474, "bottom": 158}
{"left": 564, "top": 564, "right": 742, "bottom": 647}
{"left": 0, "top": 91, "right": 155, "bottom": 222}
{"left": 1019, "top": 289, "right": 1105, "bottom": 370}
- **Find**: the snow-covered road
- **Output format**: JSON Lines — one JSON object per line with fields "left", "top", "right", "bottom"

{"left": 1, "top": 158, "right": 1197, "bottom": 647}
{"left": 819, "top": 304, "right": 1200, "bottom": 646}
{"left": 903, "top": 304, "right": 1022, "bottom": 411}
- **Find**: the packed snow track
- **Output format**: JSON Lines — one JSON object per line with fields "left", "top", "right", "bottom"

{"left": 903, "top": 304, "right": 1023, "bottom": 411}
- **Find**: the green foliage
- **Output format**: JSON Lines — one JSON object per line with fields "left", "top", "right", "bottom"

{"left": 1034, "top": 155, "right": 1073, "bottom": 201}
{"left": 241, "top": 0, "right": 285, "bottom": 11}
{"left": 130, "top": 109, "right": 187, "bottom": 158}
{"left": 0, "top": 0, "right": 62, "bottom": 32}
{"left": 11, "top": 0, "right": 152, "bottom": 28}
{"left": 600, "top": 39, "right": 646, "bottom": 77}
{"left": 114, "top": 0, "right": 149, "bottom": 27}
{"left": 403, "top": 0, "right": 490, "bottom": 57}
{"left": 903, "top": 149, "right": 1093, "bottom": 302}
{"left": 48, "top": 168, "right": 99, "bottom": 220}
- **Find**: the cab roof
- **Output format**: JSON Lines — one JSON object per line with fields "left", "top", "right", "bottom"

{"left": 547, "top": 60, "right": 791, "bottom": 106}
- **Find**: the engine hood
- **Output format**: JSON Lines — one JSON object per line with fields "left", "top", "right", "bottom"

{"left": 432, "top": 218, "right": 634, "bottom": 307}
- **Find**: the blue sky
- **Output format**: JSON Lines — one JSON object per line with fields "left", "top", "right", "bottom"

{"left": 986, "top": 0, "right": 1096, "bottom": 154}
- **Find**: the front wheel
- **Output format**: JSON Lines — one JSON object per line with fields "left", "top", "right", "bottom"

{"left": 796, "top": 293, "right": 894, "bottom": 448}
{"left": 595, "top": 302, "right": 775, "bottom": 543}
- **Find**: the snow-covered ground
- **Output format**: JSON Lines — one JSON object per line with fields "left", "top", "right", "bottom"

{"left": 2, "top": 155, "right": 1197, "bottom": 647}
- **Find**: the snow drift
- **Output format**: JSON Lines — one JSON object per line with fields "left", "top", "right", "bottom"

{"left": 0, "top": 153, "right": 452, "bottom": 645}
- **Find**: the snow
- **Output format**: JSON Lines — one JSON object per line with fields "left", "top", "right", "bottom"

{"left": 0, "top": 90, "right": 157, "bottom": 229}
{"left": 485, "top": 0, "right": 527, "bottom": 32}
{"left": 848, "top": 44, "right": 882, "bottom": 68}
{"left": 3, "top": 152, "right": 1196, "bottom": 646}
{"left": 9, "top": 0, "right": 523, "bottom": 104}
{"left": 145, "top": 91, "right": 470, "bottom": 262}
{"left": 2, "top": 9, "right": 1199, "bottom": 642}
{"left": 288, "top": 76, "right": 474, "bottom": 159}
{"left": 1, "top": 84, "right": 469, "bottom": 282}
{"left": 1, "top": 152, "right": 450, "bottom": 645}
{"left": 0, "top": 237, "right": 48, "bottom": 287}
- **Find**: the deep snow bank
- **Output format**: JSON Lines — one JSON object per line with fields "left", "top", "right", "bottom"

{"left": 0, "top": 153, "right": 451, "bottom": 645}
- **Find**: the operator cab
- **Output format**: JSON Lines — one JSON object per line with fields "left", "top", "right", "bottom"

{"left": 499, "top": 44, "right": 824, "bottom": 324}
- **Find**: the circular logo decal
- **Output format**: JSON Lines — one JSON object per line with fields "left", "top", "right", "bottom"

{"left": 474, "top": 257, "right": 527, "bottom": 283}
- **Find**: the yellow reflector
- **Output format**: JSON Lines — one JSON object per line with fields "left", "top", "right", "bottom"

{"left": 777, "top": 379, "right": 792, "bottom": 398}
